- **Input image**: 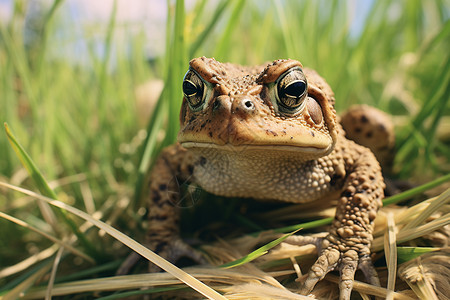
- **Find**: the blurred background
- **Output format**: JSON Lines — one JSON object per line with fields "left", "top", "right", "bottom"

{"left": 0, "top": 0, "right": 449, "bottom": 294}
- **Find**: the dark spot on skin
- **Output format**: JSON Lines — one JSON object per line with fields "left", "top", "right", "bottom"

{"left": 159, "top": 184, "right": 167, "bottom": 191}
{"left": 360, "top": 115, "right": 369, "bottom": 123}
{"left": 266, "top": 130, "right": 278, "bottom": 136}
{"left": 147, "top": 231, "right": 161, "bottom": 237}
{"left": 188, "top": 165, "right": 194, "bottom": 174}
{"left": 330, "top": 174, "right": 342, "bottom": 186}
{"left": 154, "top": 215, "right": 168, "bottom": 221}
{"left": 366, "top": 131, "right": 373, "bottom": 138}
{"left": 199, "top": 156, "right": 207, "bottom": 166}
{"left": 353, "top": 219, "right": 362, "bottom": 227}
{"left": 208, "top": 132, "right": 213, "bottom": 137}
{"left": 160, "top": 199, "right": 174, "bottom": 206}
{"left": 378, "top": 124, "right": 386, "bottom": 132}
{"left": 180, "top": 104, "right": 187, "bottom": 123}
{"left": 310, "top": 131, "right": 315, "bottom": 137}
{"left": 151, "top": 190, "right": 161, "bottom": 202}
{"left": 290, "top": 136, "right": 294, "bottom": 139}
{"left": 353, "top": 219, "right": 367, "bottom": 230}
{"left": 354, "top": 127, "right": 362, "bottom": 133}
{"left": 342, "top": 190, "right": 353, "bottom": 198}
{"left": 200, "top": 122, "right": 206, "bottom": 129}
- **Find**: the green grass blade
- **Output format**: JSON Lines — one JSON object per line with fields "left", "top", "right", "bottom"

{"left": 4, "top": 123, "right": 56, "bottom": 199}
{"left": 273, "top": 217, "right": 333, "bottom": 234}
{"left": 220, "top": 229, "right": 299, "bottom": 269}
{"left": 0, "top": 260, "right": 52, "bottom": 294}
{"left": 214, "top": 0, "right": 245, "bottom": 60}
{"left": 166, "top": 0, "right": 186, "bottom": 142}
{"left": 0, "top": 211, "right": 94, "bottom": 264}
{"left": 191, "top": 0, "right": 208, "bottom": 29}
{"left": 53, "top": 261, "right": 121, "bottom": 284}
{"left": 1, "top": 263, "right": 52, "bottom": 300}
{"left": 133, "top": 94, "right": 167, "bottom": 208}
{"left": 397, "top": 247, "right": 440, "bottom": 264}
{"left": 396, "top": 54, "right": 450, "bottom": 156}
{"left": 274, "top": 0, "right": 295, "bottom": 57}
{"left": 35, "top": 0, "right": 65, "bottom": 74}
{"left": 418, "top": 19, "right": 450, "bottom": 58}
{"left": 189, "top": 0, "right": 231, "bottom": 57}
{"left": 98, "top": 0, "right": 117, "bottom": 103}
{"left": 4, "top": 123, "right": 99, "bottom": 259}
{"left": 134, "top": 0, "right": 188, "bottom": 207}
{"left": 383, "top": 173, "right": 450, "bottom": 206}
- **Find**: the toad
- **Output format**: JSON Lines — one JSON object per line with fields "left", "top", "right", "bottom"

{"left": 142, "top": 57, "right": 388, "bottom": 299}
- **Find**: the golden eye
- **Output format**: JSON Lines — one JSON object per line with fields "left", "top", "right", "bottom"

{"left": 182, "top": 70, "right": 205, "bottom": 109}
{"left": 276, "top": 68, "right": 307, "bottom": 112}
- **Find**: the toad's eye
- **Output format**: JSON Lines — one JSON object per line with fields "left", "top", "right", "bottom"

{"left": 183, "top": 70, "right": 205, "bottom": 109}
{"left": 276, "top": 68, "right": 307, "bottom": 112}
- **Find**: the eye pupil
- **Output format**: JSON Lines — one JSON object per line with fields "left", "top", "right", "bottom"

{"left": 183, "top": 81, "right": 199, "bottom": 97}
{"left": 284, "top": 81, "right": 306, "bottom": 98}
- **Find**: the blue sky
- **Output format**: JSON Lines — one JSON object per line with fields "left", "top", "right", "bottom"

{"left": 0, "top": 0, "right": 374, "bottom": 60}
{"left": 0, "top": 0, "right": 169, "bottom": 61}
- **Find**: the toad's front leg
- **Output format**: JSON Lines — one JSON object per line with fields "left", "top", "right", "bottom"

{"left": 146, "top": 144, "right": 207, "bottom": 272}
{"left": 296, "top": 146, "right": 384, "bottom": 299}
{"left": 119, "top": 144, "right": 206, "bottom": 274}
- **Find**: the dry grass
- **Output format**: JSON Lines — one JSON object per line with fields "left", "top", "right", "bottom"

{"left": 1, "top": 180, "right": 448, "bottom": 299}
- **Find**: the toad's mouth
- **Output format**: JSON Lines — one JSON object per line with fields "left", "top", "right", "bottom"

{"left": 178, "top": 118, "right": 335, "bottom": 155}
{"left": 180, "top": 141, "right": 332, "bottom": 154}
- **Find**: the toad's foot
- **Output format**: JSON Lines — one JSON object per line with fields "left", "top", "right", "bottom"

{"left": 117, "top": 238, "right": 207, "bottom": 274}
{"left": 285, "top": 235, "right": 380, "bottom": 300}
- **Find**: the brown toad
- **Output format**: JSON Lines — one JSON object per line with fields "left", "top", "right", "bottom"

{"left": 143, "top": 57, "right": 387, "bottom": 299}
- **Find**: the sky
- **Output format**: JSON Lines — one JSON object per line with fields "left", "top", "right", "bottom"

{"left": 0, "top": 0, "right": 169, "bottom": 59}
{"left": 0, "top": 0, "right": 11, "bottom": 21}
{"left": 0, "top": 0, "right": 374, "bottom": 60}
{"left": 0, "top": 0, "right": 167, "bottom": 23}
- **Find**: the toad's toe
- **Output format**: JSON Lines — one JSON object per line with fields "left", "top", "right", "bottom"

{"left": 300, "top": 248, "right": 340, "bottom": 295}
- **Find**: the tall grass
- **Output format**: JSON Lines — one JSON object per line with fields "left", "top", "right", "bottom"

{"left": 0, "top": 0, "right": 449, "bottom": 298}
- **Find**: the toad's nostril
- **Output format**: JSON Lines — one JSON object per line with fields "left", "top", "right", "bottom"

{"left": 244, "top": 100, "right": 254, "bottom": 109}
{"left": 231, "top": 96, "right": 256, "bottom": 115}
